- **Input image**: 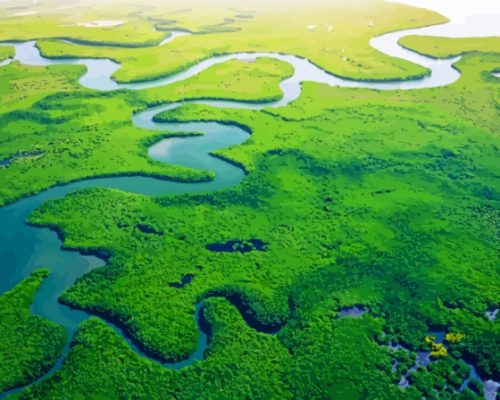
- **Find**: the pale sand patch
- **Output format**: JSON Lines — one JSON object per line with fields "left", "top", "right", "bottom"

{"left": 14, "top": 10, "right": 37, "bottom": 16}
{"left": 62, "top": 20, "right": 125, "bottom": 28}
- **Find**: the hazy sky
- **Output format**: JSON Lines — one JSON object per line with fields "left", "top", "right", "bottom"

{"left": 389, "top": 0, "right": 500, "bottom": 36}
{"left": 2, "top": 0, "right": 500, "bottom": 36}
{"left": 389, "top": 0, "right": 500, "bottom": 20}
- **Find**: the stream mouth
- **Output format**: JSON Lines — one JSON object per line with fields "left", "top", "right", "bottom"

{"left": 0, "top": 6, "right": 498, "bottom": 397}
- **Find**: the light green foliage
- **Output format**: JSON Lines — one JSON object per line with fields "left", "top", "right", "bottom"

{"left": 20, "top": 298, "right": 291, "bottom": 399}
{"left": 19, "top": 317, "right": 176, "bottom": 399}
{"left": 0, "top": 270, "right": 66, "bottom": 393}
{"left": 0, "top": 1, "right": 499, "bottom": 398}
{"left": 0, "top": 91, "right": 209, "bottom": 207}
{"left": 0, "top": 45, "right": 14, "bottom": 61}
{"left": 34, "top": 0, "right": 446, "bottom": 83}
{"left": 0, "top": 57, "right": 295, "bottom": 207}
{"left": 400, "top": 35, "right": 500, "bottom": 58}
{"left": 0, "top": 62, "right": 83, "bottom": 115}
{"left": 408, "top": 358, "right": 481, "bottom": 399}
{"left": 282, "top": 305, "right": 415, "bottom": 399}
{"left": 0, "top": 7, "right": 164, "bottom": 47}
{"left": 24, "top": 53, "right": 500, "bottom": 397}
{"left": 143, "top": 57, "right": 294, "bottom": 104}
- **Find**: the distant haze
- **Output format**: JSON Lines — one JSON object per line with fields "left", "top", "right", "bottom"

{"left": 2, "top": 0, "right": 500, "bottom": 37}
{"left": 389, "top": 0, "right": 500, "bottom": 36}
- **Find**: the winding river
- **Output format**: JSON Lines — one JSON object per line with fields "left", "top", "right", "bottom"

{"left": 0, "top": 3, "right": 499, "bottom": 397}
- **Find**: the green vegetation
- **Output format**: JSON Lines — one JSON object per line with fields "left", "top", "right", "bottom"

{"left": 0, "top": 12, "right": 165, "bottom": 47}
{"left": 141, "top": 1, "right": 255, "bottom": 34}
{"left": 0, "top": 57, "right": 293, "bottom": 207}
{"left": 35, "top": 0, "right": 446, "bottom": 83}
{"left": 0, "top": 90, "right": 207, "bottom": 207}
{"left": 20, "top": 298, "right": 291, "bottom": 399}
{"left": 0, "top": 62, "right": 83, "bottom": 115}
{"left": 0, "top": 45, "right": 14, "bottom": 61}
{"left": 408, "top": 357, "right": 481, "bottom": 399}
{"left": 0, "top": 1, "right": 499, "bottom": 398}
{"left": 144, "top": 57, "right": 294, "bottom": 104}
{"left": 445, "top": 332, "right": 465, "bottom": 344}
{"left": 400, "top": 35, "right": 500, "bottom": 58}
{"left": 22, "top": 53, "right": 500, "bottom": 397}
{"left": 0, "top": 270, "right": 66, "bottom": 393}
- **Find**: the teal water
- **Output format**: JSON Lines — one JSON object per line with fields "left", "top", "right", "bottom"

{"left": 0, "top": 104, "right": 250, "bottom": 397}
{"left": 0, "top": 14, "right": 498, "bottom": 397}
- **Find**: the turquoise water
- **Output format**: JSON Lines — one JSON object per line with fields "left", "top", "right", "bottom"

{"left": 0, "top": 105, "right": 250, "bottom": 397}
{"left": 0, "top": 14, "right": 497, "bottom": 397}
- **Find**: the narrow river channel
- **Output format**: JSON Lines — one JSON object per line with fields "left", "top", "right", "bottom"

{"left": 0, "top": 1, "right": 499, "bottom": 396}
